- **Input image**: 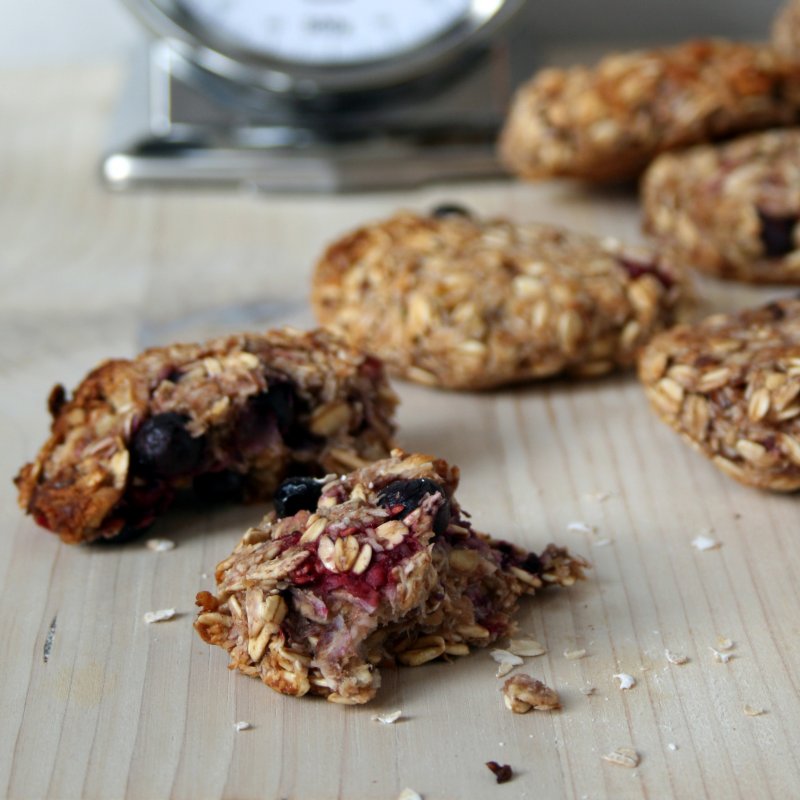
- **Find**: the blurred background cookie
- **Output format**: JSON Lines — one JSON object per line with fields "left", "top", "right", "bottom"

{"left": 642, "top": 128, "right": 800, "bottom": 283}
{"left": 313, "top": 209, "right": 682, "bottom": 390}
{"left": 500, "top": 40, "right": 800, "bottom": 183}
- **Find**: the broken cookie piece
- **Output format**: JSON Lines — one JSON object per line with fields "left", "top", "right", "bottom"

{"left": 195, "top": 450, "right": 588, "bottom": 704}
{"left": 312, "top": 210, "right": 681, "bottom": 389}
{"left": 639, "top": 298, "right": 800, "bottom": 490}
{"left": 15, "top": 328, "right": 397, "bottom": 544}
{"left": 502, "top": 674, "right": 561, "bottom": 713}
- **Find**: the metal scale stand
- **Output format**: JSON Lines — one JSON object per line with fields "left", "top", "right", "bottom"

{"left": 102, "top": 7, "right": 538, "bottom": 192}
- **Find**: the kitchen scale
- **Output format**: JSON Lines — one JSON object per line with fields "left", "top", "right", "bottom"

{"left": 103, "top": 0, "right": 537, "bottom": 191}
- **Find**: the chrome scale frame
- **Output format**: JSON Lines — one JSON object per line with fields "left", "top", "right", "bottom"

{"left": 102, "top": 0, "right": 537, "bottom": 191}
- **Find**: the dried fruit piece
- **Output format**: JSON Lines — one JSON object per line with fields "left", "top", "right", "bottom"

{"left": 431, "top": 203, "right": 472, "bottom": 219}
{"left": 132, "top": 413, "right": 205, "bottom": 478}
{"left": 378, "top": 478, "right": 451, "bottom": 534}
{"left": 195, "top": 450, "right": 588, "bottom": 705}
{"left": 274, "top": 477, "right": 324, "bottom": 517}
{"left": 486, "top": 762, "right": 513, "bottom": 784}
{"left": 759, "top": 210, "right": 797, "bottom": 259}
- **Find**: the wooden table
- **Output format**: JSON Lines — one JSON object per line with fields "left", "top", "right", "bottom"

{"left": 2, "top": 65, "right": 799, "bottom": 800}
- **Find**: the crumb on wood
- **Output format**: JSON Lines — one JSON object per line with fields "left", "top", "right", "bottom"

{"left": 486, "top": 762, "right": 513, "bottom": 784}
{"left": 502, "top": 674, "right": 561, "bottom": 713}
{"left": 602, "top": 748, "right": 640, "bottom": 768}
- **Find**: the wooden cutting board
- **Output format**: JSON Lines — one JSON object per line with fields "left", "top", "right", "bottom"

{"left": 2, "top": 65, "right": 799, "bottom": 800}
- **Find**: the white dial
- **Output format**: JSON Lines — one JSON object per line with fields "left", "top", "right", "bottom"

{"left": 179, "top": 0, "right": 474, "bottom": 65}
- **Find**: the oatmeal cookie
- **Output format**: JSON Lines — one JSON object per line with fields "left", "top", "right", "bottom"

{"left": 500, "top": 40, "right": 800, "bottom": 183}
{"left": 643, "top": 129, "right": 800, "bottom": 283}
{"left": 639, "top": 299, "right": 800, "bottom": 491}
{"left": 194, "top": 450, "right": 588, "bottom": 705}
{"left": 311, "top": 210, "right": 681, "bottom": 389}
{"left": 15, "top": 328, "right": 397, "bottom": 544}
{"left": 773, "top": 0, "right": 800, "bottom": 61}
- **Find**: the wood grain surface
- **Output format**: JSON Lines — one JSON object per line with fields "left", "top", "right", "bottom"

{"left": 2, "top": 65, "right": 800, "bottom": 800}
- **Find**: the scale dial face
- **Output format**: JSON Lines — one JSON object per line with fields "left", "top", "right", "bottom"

{"left": 180, "top": 0, "right": 475, "bottom": 65}
{"left": 127, "top": 0, "right": 514, "bottom": 92}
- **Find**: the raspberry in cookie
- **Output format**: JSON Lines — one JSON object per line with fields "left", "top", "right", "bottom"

{"left": 312, "top": 210, "right": 681, "bottom": 389}
{"left": 194, "top": 450, "right": 588, "bottom": 705}
{"left": 639, "top": 299, "right": 800, "bottom": 491}
{"left": 15, "top": 328, "right": 397, "bottom": 544}
{"left": 643, "top": 129, "right": 800, "bottom": 283}
{"left": 500, "top": 40, "right": 800, "bottom": 183}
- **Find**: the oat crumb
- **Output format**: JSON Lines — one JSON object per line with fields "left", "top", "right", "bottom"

{"left": 564, "top": 648, "right": 587, "bottom": 660}
{"left": 143, "top": 608, "right": 176, "bottom": 624}
{"left": 665, "top": 649, "right": 689, "bottom": 665}
{"left": 580, "top": 686, "right": 596, "bottom": 696}
{"left": 692, "top": 533, "right": 721, "bottom": 551}
{"left": 593, "top": 538, "right": 613, "bottom": 547}
{"left": 602, "top": 747, "right": 640, "bottom": 768}
{"left": 584, "top": 490, "right": 612, "bottom": 502}
{"left": 233, "top": 721, "right": 252, "bottom": 731}
{"left": 744, "top": 705, "right": 766, "bottom": 717}
{"left": 508, "top": 638, "right": 547, "bottom": 657}
{"left": 496, "top": 662, "right": 515, "bottom": 678}
{"left": 491, "top": 649, "right": 524, "bottom": 666}
{"left": 146, "top": 538, "right": 176, "bottom": 552}
{"left": 716, "top": 637, "right": 734, "bottom": 651}
{"left": 372, "top": 710, "right": 402, "bottom": 724}
{"left": 567, "top": 521, "right": 596, "bottom": 535}
{"left": 710, "top": 647, "right": 734, "bottom": 664}
{"left": 613, "top": 673, "right": 636, "bottom": 690}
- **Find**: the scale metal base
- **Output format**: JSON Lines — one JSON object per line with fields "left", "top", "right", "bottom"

{"left": 102, "top": 15, "right": 537, "bottom": 192}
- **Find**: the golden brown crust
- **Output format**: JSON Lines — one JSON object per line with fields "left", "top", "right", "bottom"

{"left": 500, "top": 40, "right": 800, "bottom": 183}
{"left": 312, "top": 211, "right": 682, "bottom": 390}
{"left": 642, "top": 129, "right": 800, "bottom": 283}
{"left": 16, "top": 328, "right": 397, "bottom": 544}
{"left": 195, "top": 449, "right": 588, "bottom": 705}
{"left": 639, "top": 299, "right": 800, "bottom": 491}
